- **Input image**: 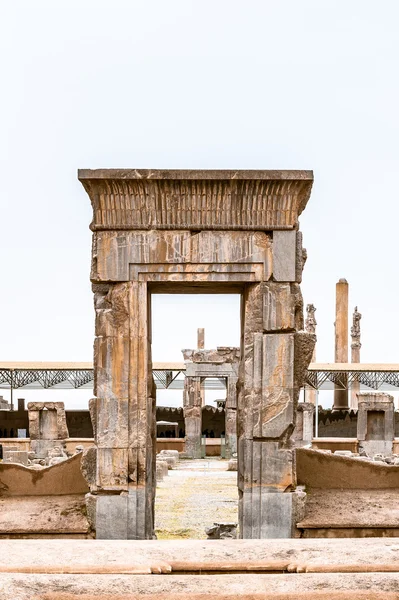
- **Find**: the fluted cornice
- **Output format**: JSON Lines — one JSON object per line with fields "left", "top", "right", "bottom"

{"left": 78, "top": 169, "right": 313, "bottom": 231}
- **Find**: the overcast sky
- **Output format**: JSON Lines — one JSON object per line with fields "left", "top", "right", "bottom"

{"left": 1, "top": 1, "right": 399, "bottom": 409}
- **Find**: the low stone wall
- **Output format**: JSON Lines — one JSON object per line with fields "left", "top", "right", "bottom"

{"left": 297, "top": 447, "right": 399, "bottom": 490}
{"left": 312, "top": 438, "right": 358, "bottom": 453}
{"left": 156, "top": 438, "right": 185, "bottom": 453}
{"left": 0, "top": 453, "right": 89, "bottom": 496}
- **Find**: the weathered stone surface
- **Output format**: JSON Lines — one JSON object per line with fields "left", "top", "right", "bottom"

{"left": 156, "top": 460, "right": 169, "bottom": 478}
{"left": 96, "top": 494, "right": 128, "bottom": 540}
{"left": 206, "top": 522, "right": 238, "bottom": 539}
{"left": 80, "top": 446, "right": 97, "bottom": 487}
{"left": 357, "top": 393, "right": 395, "bottom": 457}
{"left": 293, "top": 332, "right": 317, "bottom": 391}
{"left": 80, "top": 169, "right": 314, "bottom": 540}
{"left": 292, "top": 403, "right": 315, "bottom": 447}
{"left": 27, "top": 402, "right": 69, "bottom": 441}
{"left": 263, "top": 282, "right": 295, "bottom": 332}
{"left": 227, "top": 458, "right": 238, "bottom": 471}
{"left": 183, "top": 347, "right": 240, "bottom": 364}
{"left": 96, "top": 448, "right": 128, "bottom": 490}
{"left": 272, "top": 230, "right": 296, "bottom": 282}
{"left": 95, "top": 397, "right": 128, "bottom": 448}
{"left": 93, "top": 230, "right": 273, "bottom": 283}
{"left": 253, "top": 333, "right": 294, "bottom": 439}
{"left": 79, "top": 170, "right": 313, "bottom": 232}
{"left": 239, "top": 439, "right": 295, "bottom": 538}
{"left": 3, "top": 450, "right": 28, "bottom": 466}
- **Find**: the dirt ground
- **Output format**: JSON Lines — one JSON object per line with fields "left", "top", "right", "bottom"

{"left": 154, "top": 458, "right": 238, "bottom": 539}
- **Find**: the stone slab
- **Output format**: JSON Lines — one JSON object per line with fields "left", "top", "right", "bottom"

{"left": 95, "top": 495, "right": 128, "bottom": 540}
{"left": 272, "top": 230, "right": 296, "bottom": 282}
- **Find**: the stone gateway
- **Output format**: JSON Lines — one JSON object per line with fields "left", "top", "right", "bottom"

{"left": 79, "top": 169, "right": 315, "bottom": 540}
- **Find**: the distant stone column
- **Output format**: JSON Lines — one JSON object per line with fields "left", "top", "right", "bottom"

{"left": 350, "top": 307, "right": 362, "bottom": 410}
{"left": 305, "top": 304, "right": 317, "bottom": 405}
{"left": 197, "top": 329, "right": 205, "bottom": 405}
{"left": 333, "top": 279, "right": 349, "bottom": 411}
{"left": 197, "top": 328, "right": 205, "bottom": 350}
{"left": 183, "top": 376, "right": 202, "bottom": 459}
{"left": 225, "top": 376, "right": 238, "bottom": 458}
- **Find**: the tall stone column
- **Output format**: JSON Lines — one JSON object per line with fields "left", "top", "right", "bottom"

{"left": 183, "top": 376, "right": 202, "bottom": 459}
{"left": 238, "top": 230, "right": 315, "bottom": 539}
{"left": 333, "top": 278, "right": 349, "bottom": 411}
{"left": 225, "top": 376, "right": 238, "bottom": 459}
{"left": 304, "top": 304, "right": 317, "bottom": 405}
{"left": 197, "top": 328, "right": 205, "bottom": 350}
{"left": 88, "top": 281, "right": 156, "bottom": 540}
{"left": 197, "top": 329, "right": 206, "bottom": 405}
{"left": 350, "top": 307, "right": 362, "bottom": 410}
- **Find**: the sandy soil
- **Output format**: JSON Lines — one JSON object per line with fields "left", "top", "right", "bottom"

{"left": 154, "top": 458, "right": 238, "bottom": 539}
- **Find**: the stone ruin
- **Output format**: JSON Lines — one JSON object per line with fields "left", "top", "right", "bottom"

{"left": 182, "top": 345, "right": 239, "bottom": 459}
{"left": 27, "top": 402, "right": 69, "bottom": 465}
{"left": 79, "top": 168, "right": 316, "bottom": 540}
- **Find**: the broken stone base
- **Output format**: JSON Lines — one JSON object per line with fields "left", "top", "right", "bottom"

{"left": 30, "top": 440, "right": 65, "bottom": 459}
{"left": 3, "top": 450, "right": 28, "bottom": 466}
{"left": 206, "top": 522, "right": 238, "bottom": 539}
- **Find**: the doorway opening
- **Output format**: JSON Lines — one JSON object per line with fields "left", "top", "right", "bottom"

{"left": 151, "top": 292, "right": 241, "bottom": 539}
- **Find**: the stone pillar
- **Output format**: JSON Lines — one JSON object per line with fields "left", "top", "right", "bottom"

{"left": 238, "top": 233, "right": 316, "bottom": 539}
{"left": 28, "top": 402, "right": 69, "bottom": 458}
{"left": 333, "top": 278, "right": 349, "bottom": 411}
{"left": 197, "top": 329, "right": 205, "bottom": 405}
{"left": 225, "top": 376, "right": 238, "bottom": 458}
{"left": 357, "top": 392, "right": 394, "bottom": 456}
{"left": 183, "top": 376, "right": 202, "bottom": 459}
{"left": 89, "top": 282, "right": 156, "bottom": 540}
{"left": 197, "top": 328, "right": 205, "bottom": 350}
{"left": 350, "top": 306, "right": 362, "bottom": 410}
{"left": 292, "top": 402, "right": 315, "bottom": 447}
{"left": 304, "top": 304, "right": 317, "bottom": 405}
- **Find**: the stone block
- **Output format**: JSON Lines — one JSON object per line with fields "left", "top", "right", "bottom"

{"left": 206, "top": 522, "right": 238, "bottom": 539}
{"left": 95, "top": 398, "right": 128, "bottom": 448}
{"left": 96, "top": 448, "right": 128, "bottom": 490}
{"left": 94, "top": 283, "right": 130, "bottom": 338}
{"left": 80, "top": 446, "right": 97, "bottom": 488}
{"left": 94, "top": 230, "right": 273, "bottom": 282}
{"left": 31, "top": 440, "right": 63, "bottom": 459}
{"left": 156, "top": 462, "right": 164, "bottom": 482}
{"left": 159, "top": 450, "right": 179, "bottom": 459}
{"left": 227, "top": 458, "right": 238, "bottom": 471}
{"left": 3, "top": 450, "right": 28, "bottom": 466}
{"left": 252, "top": 333, "right": 294, "bottom": 439}
{"left": 94, "top": 337, "right": 130, "bottom": 399}
{"left": 96, "top": 494, "right": 128, "bottom": 540}
{"left": 263, "top": 283, "right": 295, "bottom": 332}
{"left": 156, "top": 460, "right": 169, "bottom": 478}
{"left": 295, "top": 231, "right": 306, "bottom": 283}
{"left": 241, "top": 489, "right": 294, "bottom": 539}
{"left": 272, "top": 230, "right": 296, "bottom": 282}
{"left": 127, "top": 487, "right": 149, "bottom": 540}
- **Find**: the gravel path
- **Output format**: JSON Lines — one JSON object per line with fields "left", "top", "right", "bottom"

{"left": 155, "top": 458, "right": 238, "bottom": 539}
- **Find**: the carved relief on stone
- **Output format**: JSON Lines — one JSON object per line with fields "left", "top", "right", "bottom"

{"left": 305, "top": 304, "right": 317, "bottom": 335}
{"left": 351, "top": 306, "right": 362, "bottom": 349}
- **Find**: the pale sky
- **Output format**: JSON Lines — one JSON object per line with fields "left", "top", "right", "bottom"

{"left": 1, "top": 1, "right": 399, "bottom": 409}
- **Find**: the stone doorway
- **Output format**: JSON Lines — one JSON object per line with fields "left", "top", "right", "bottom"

{"left": 79, "top": 168, "right": 315, "bottom": 540}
